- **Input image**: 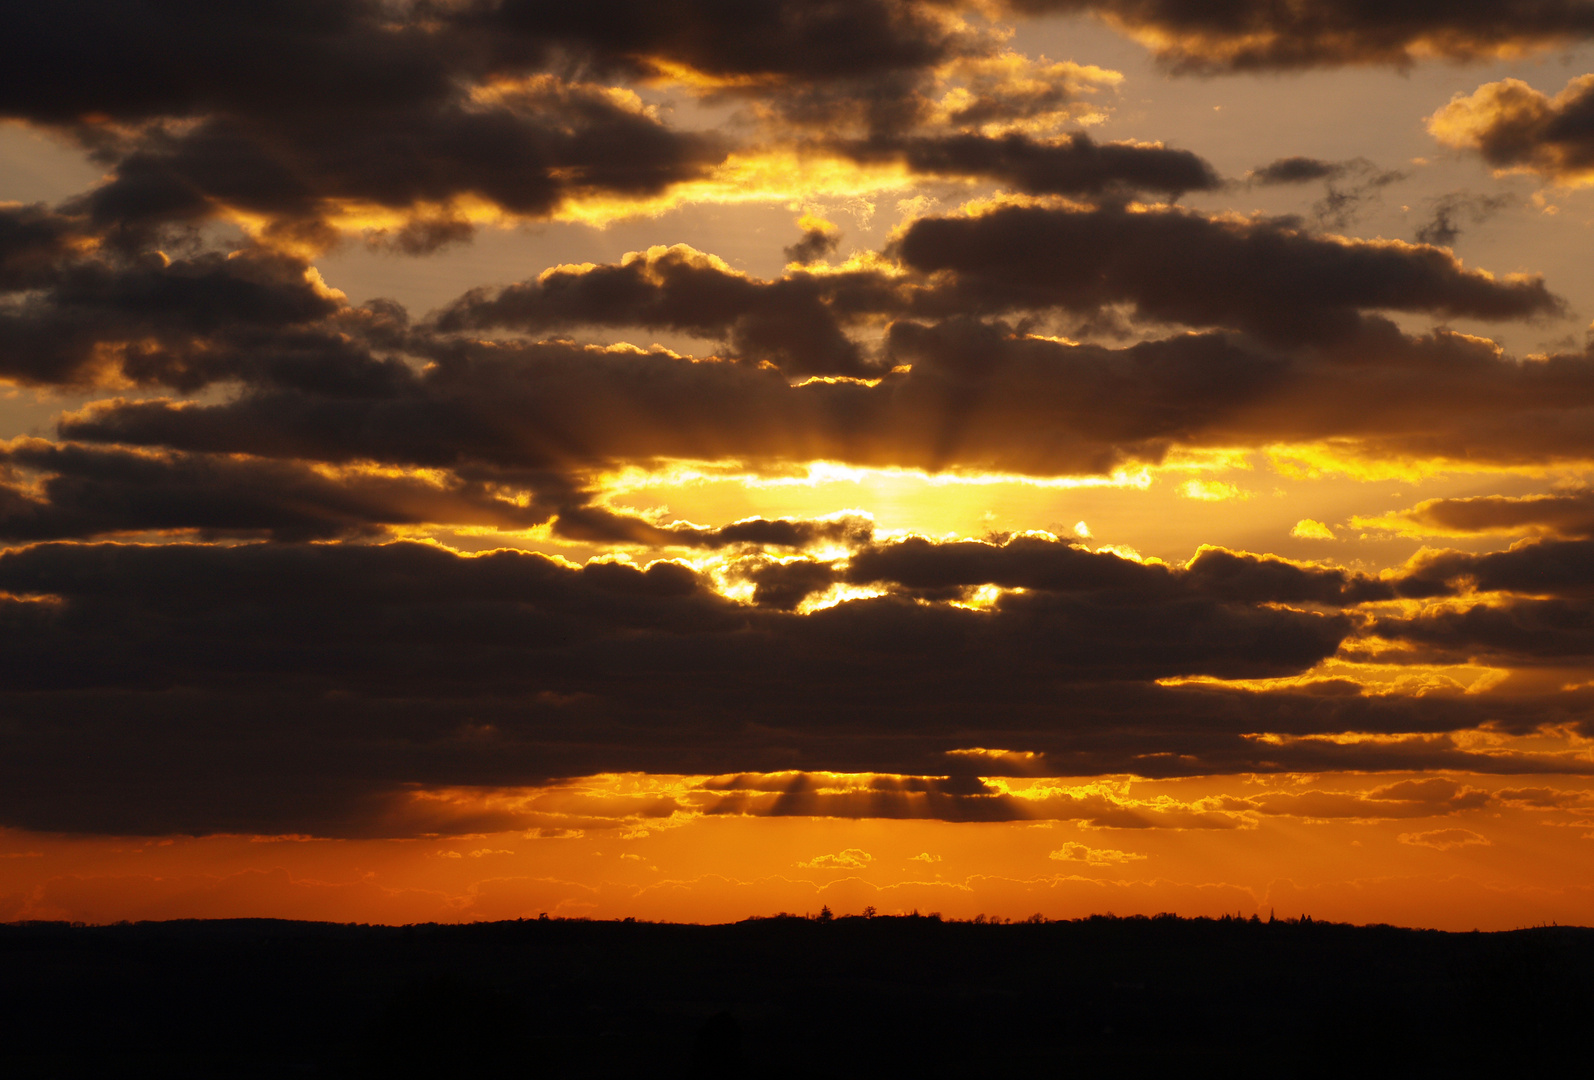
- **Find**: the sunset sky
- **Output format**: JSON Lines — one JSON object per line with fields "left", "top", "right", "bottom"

{"left": 4, "top": 0, "right": 1594, "bottom": 930}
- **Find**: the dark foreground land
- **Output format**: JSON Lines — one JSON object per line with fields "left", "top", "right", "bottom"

{"left": 2, "top": 913, "right": 1590, "bottom": 1078}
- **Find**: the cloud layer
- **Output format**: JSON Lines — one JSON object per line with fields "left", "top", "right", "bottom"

{"left": 4, "top": 0, "right": 1594, "bottom": 847}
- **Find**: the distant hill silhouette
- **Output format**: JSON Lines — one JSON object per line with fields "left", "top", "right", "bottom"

{"left": 1, "top": 913, "right": 1588, "bottom": 1077}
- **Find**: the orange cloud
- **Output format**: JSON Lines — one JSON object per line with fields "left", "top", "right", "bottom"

{"left": 1397, "top": 828, "right": 1492, "bottom": 850}
{"left": 1428, "top": 75, "right": 1594, "bottom": 187}
{"left": 1047, "top": 841, "right": 1146, "bottom": 866}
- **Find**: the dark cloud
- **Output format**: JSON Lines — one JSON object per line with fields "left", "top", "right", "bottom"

{"left": 1364, "top": 537, "right": 1594, "bottom": 665}
{"left": 1008, "top": 0, "right": 1594, "bottom": 71}
{"left": 737, "top": 532, "right": 1397, "bottom": 613}
{"left": 365, "top": 215, "right": 479, "bottom": 257}
{"left": 892, "top": 202, "right": 1556, "bottom": 343}
{"left": 430, "top": 197, "right": 1557, "bottom": 382}
{"left": 0, "top": 1, "right": 459, "bottom": 126}
{"left": 7, "top": 0, "right": 1594, "bottom": 848}
{"left": 0, "top": 538, "right": 1348, "bottom": 691}
{"left": 882, "top": 318, "right": 1594, "bottom": 471}
{"left": 842, "top": 131, "right": 1222, "bottom": 198}
{"left": 49, "top": 326, "right": 1247, "bottom": 475}
{"left": 841, "top": 534, "right": 1387, "bottom": 605}
{"left": 0, "top": 1, "right": 972, "bottom": 132}
{"left": 1428, "top": 74, "right": 1594, "bottom": 186}
{"left": 1308, "top": 162, "right": 1405, "bottom": 232}
{"left": 1400, "top": 537, "right": 1594, "bottom": 598}
{"left": 57, "top": 312, "right": 1594, "bottom": 481}
{"left": 0, "top": 536, "right": 1381, "bottom": 834}
{"left": 0, "top": 439, "right": 553, "bottom": 542}
{"left": 1390, "top": 491, "right": 1594, "bottom": 538}
{"left": 59, "top": 338, "right": 853, "bottom": 470}
{"left": 0, "top": 2, "right": 988, "bottom": 247}
{"left": 704, "top": 515, "right": 873, "bottom": 549}
{"left": 432, "top": 245, "right": 893, "bottom": 376}
{"left": 0, "top": 212, "right": 417, "bottom": 388}
{"left": 696, "top": 772, "right": 1245, "bottom": 827}
{"left": 17, "top": 1, "right": 1586, "bottom": 132}
{"left": 8, "top": 195, "right": 1561, "bottom": 391}
{"left": 1, "top": 4, "right": 736, "bottom": 248}
{"left": 0, "top": 244, "right": 351, "bottom": 387}
{"left": 10, "top": 535, "right": 1583, "bottom": 836}
{"left": 1414, "top": 192, "right": 1518, "bottom": 247}
{"left": 0, "top": 672, "right": 1579, "bottom": 837}
{"left": 676, "top": 769, "right": 1591, "bottom": 825}
{"left": 548, "top": 502, "right": 875, "bottom": 550}
{"left": 747, "top": 557, "right": 844, "bottom": 610}
{"left": 477, "top": 510, "right": 1393, "bottom": 620}
{"left": 784, "top": 222, "right": 842, "bottom": 265}
{"left": 0, "top": 203, "right": 88, "bottom": 291}
{"left": 70, "top": 80, "right": 727, "bottom": 249}
{"left": 1, "top": 202, "right": 441, "bottom": 391}
{"left": 1372, "top": 597, "right": 1594, "bottom": 666}
{"left": 473, "top": 0, "right": 974, "bottom": 84}
{"left": 8, "top": 1, "right": 1589, "bottom": 265}
{"left": 1179, "top": 545, "right": 1394, "bottom": 605}
{"left": 1248, "top": 157, "right": 1348, "bottom": 185}
{"left": 475, "top": 1, "right": 1003, "bottom": 139}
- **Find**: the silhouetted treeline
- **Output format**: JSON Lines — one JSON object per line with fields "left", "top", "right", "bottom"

{"left": 1, "top": 911, "right": 1589, "bottom": 1077}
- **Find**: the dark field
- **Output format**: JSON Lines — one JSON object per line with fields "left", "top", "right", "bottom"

{"left": 2, "top": 913, "right": 1589, "bottom": 1077}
